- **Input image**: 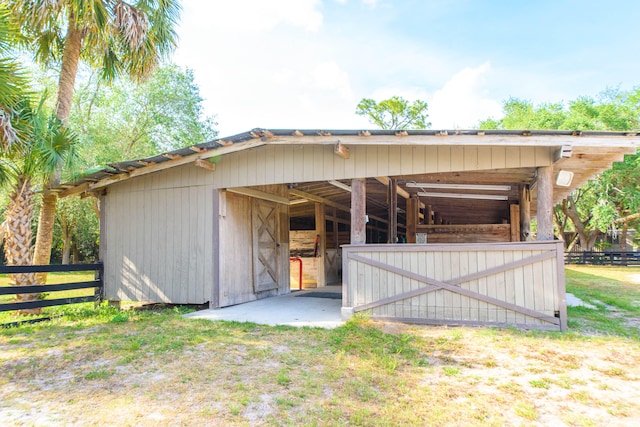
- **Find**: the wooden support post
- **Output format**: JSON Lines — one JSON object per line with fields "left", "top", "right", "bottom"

{"left": 510, "top": 204, "right": 521, "bottom": 242}
{"left": 388, "top": 178, "right": 398, "bottom": 243}
{"left": 537, "top": 166, "right": 554, "bottom": 241}
{"left": 351, "top": 179, "right": 366, "bottom": 244}
{"left": 426, "top": 205, "right": 434, "bottom": 225}
{"left": 520, "top": 185, "right": 531, "bottom": 241}
{"left": 434, "top": 211, "right": 442, "bottom": 225}
{"left": 315, "top": 203, "right": 326, "bottom": 287}
{"left": 332, "top": 207, "right": 339, "bottom": 250}
{"left": 406, "top": 197, "right": 418, "bottom": 243}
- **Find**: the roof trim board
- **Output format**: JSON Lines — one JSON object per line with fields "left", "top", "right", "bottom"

{"left": 56, "top": 128, "right": 640, "bottom": 197}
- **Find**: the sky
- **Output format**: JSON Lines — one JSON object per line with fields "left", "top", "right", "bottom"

{"left": 172, "top": 0, "right": 640, "bottom": 138}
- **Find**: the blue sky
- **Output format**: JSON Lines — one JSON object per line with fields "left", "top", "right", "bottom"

{"left": 173, "top": 0, "right": 640, "bottom": 137}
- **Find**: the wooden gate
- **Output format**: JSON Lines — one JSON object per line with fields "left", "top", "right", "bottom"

{"left": 342, "top": 242, "right": 567, "bottom": 331}
{"left": 252, "top": 199, "right": 281, "bottom": 292}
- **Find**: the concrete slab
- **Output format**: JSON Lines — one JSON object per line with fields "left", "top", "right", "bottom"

{"left": 566, "top": 292, "right": 597, "bottom": 309}
{"left": 183, "top": 288, "right": 344, "bottom": 329}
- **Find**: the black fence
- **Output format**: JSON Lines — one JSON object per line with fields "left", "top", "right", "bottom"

{"left": 0, "top": 263, "right": 103, "bottom": 324}
{"left": 564, "top": 251, "right": 640, "bottom": 266}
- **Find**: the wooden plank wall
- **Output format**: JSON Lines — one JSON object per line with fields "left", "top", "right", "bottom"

{"left": 342, "top": 242, "right": 566, "bottom": 331}
{"left": 104, "top": 163, "right": 215, "bottom": 304}
{"left": 218, "top": 187, "right": 291, "bottom": 307}
{"left": 101, "top": 143, "right": 554, "bottom": 305}
{"left": 212, "top": 145, "right": 554, "bottom": 188}
{"left": 415, "top": 224, "right": 511, "bottom": 243}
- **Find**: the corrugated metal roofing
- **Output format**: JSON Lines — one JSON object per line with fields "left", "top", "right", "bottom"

{"left": 57, "top": 128, "right": 639, "bottom": 191}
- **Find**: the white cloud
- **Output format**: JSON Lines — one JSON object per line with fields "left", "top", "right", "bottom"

{"left": 428, "top": 62, "right": 502, "bottom": 129}
{"left": 184, "top": 0, "right": 323, "bottom": 33}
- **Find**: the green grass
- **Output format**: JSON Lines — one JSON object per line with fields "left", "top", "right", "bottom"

{"left": 0, "top": 272, "right": 97, "bottom": 323}
{"left": 0, "top": 265, "right": 639, "bottom": 425}
{"left": 565, "top": 265, "right": 640, "bottom": 338}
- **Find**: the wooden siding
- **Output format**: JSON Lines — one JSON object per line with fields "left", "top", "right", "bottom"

{"left": 212, "top": 145, "right": 555, "bottom": 188}
{"left": 415, "top": 224, "right": 511, "bottom": 243}
{"left": 104, "top": 164, "right": 215, "bottom": 304}
{"left": 217, "top": 189, "right": 290, "bottom": 307}
{"left": 101, "top": 143, "right": 555, "bottom": 306}
{"left": 342, "top": 242, "right": 566, "bottom": 331}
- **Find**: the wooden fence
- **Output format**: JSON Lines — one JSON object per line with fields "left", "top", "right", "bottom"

{"left": 565, "top": 251, "right": 640, "bottom": 266}
{"left": 0, "top": 263, "right": 103, "bottom": 325}
{"left": 342, "top": 242, "right": 566, "bottom": 331}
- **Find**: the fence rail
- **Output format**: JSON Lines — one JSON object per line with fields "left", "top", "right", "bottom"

{"left": 564, "top": 251, "right": 640, "bottom": 266}
{"left": 0, "top": 263, "right": 103, "bottom": 316}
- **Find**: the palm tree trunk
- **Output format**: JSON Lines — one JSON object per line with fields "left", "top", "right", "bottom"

{"left": 2, "top": 176, "right": 39, "bottom": 314}
{"left": 55, "top": 19, "right": 84, "bottom": 124}
{"left": 33, "top": 193, "right": 57, "bottom": 283}
{"left": 32, "top": 18, "right": 85, "bottom": 281}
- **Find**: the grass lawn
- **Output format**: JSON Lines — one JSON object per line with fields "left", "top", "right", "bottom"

{"left": 0, "top": 266, "right": 639, "bottom": 426}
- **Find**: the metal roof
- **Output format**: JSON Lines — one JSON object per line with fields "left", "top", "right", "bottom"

{"left": 56, "top": 128, "right": 639, "bottom": 193}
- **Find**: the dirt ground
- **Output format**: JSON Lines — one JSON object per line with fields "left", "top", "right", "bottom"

{"left": 1, "top": 318, "right": 638, "bottom": 426}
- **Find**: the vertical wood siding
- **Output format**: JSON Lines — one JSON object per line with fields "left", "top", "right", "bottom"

{"left": 212, "top": 145, "right": 554, "bottom": 188}
{"left": 104, "top": 164, "right": 215, "bottom": 304}
{"left": 102, "top": 143, "right": 555, "bottom": 307}
{"left": 342, "top": 242, "right": 566, "bottom": 331}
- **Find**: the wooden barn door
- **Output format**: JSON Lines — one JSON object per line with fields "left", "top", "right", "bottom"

{"left": 252, "top": 199, "right": 281, "bottom": 292}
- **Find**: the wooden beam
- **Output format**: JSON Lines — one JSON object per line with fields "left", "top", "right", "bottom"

{"left": 520, "top": 185, "right": 531, "bottom": 241}
{"left": 334, "top": 142, "right": 350, "bottom": 159}
{"left": 81, "top": 140, "right": 266, "bottom": 192}
{"left": 351, "top": 179, "right": 366, "bottom": 244}
{"left": 510, "top": 204, "right": 520, "bottom": 242}
{"left": 288, "top": 188, "right": 392, "bottom": 225}
{"left": 406, "top": 197, "right": 419, "bottom": 243}
{"left": 537, "top": 166, "right": 554, "bottom": 241}
{"left": 328, "top": 180, "right": 351, "bottom": 192}
{"left": 315, "top": 203, "right": 326, "bottom": 287}
{"left": 375, "top": 176, "right": 410, "bottom": 199}
{"left": 58, "top": 182, "right": 90, "bottom": 198}
{"left": 388, "top": 178, "right": 398, "bottom": 243}
{"left": 194, "top": 158, "right": 215, "bottom": 171}
{"left": 226, "top": 187, "right": 289, "bottom": 205}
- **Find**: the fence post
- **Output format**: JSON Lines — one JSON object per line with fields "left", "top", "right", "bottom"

{"left": 94, "top": 263, "right": 104, "bottom": 307}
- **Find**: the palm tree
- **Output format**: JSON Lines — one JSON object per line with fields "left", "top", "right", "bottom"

{"left": 7, "top": 0, "right": 180, "bottom": 273}
{"left": 1, "top": 97, "right": 78, "bottom": 313}
{"left": 0, "top": 4, "right": 27, "bottom": 151}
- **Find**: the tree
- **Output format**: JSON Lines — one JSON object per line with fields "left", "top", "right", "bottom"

{"left": 479, "top": 90, "right": 640, "bottom": 250}
{"left": 0, "top": 96, "right": 78, "bottom": 312}
{"left": 0, "top": 4, "right": 27, "bottom": 151}
{"left": 7, "top": 0, "right": 181, "bottom": 273}
{"left": 71, "top": 63, "right": 217, "bottom": 168}
{"left": 356, "top": 96, "right": 431, "bottom": 129}
{"left": 51, "top": 63, "right": 216, "bottom": 263}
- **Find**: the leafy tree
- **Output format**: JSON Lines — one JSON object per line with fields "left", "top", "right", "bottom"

{"left": 71, "top": 64, "right": 217, "bottom": 168}
{"left": 356, "top": 96, "right": 431, "bottom": 129}
{"left": 6, "top": 0, "right": 181, "bottom": 272}
{"left": 0, "top": 96, "right": 78, "bottom": 312}
{"left": 480, "top": 90, "right": 640, "bottom": 250}
{"left": 51, "top": 63, "right": 216, "bottom": 263}
{"left": 54, "top": 197, "right": 99, "bottom": 264}
{"left": 0, "top": 4, "right": 27, "bottom": 151}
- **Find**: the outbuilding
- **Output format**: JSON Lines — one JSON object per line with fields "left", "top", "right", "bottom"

{"left": 59, "top": 129, "right": 639, "bottom": 331}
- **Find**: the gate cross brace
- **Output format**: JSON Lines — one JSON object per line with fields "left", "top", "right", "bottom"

{"left": 350, "top": 251, "right": 559, "bottom": 325}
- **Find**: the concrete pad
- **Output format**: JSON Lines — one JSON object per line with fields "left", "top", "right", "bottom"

{"left": 566, "top": 292, "right": 597, "bottom": 309}
{"left": 184, "top": 289, "right": 344, "bottom": 329}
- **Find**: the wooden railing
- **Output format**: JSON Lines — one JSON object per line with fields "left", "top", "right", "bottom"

{"left": 0, "top": 263, "right": 103, "bottom": 325}
{"left": 565, "top": 251, "right": 640, "bottom": 266}
{"left": 342, "top": 242, "right": 566, "bottom": 331}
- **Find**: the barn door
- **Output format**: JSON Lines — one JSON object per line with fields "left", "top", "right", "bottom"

{"left": 252, "top": 199, "right": 281, "bottom": 292}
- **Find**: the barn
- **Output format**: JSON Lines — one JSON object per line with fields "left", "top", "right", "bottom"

{"left": 59, "top": 129, "right": 639, "bottom": 331}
